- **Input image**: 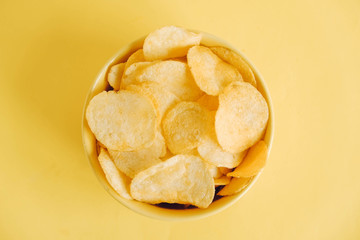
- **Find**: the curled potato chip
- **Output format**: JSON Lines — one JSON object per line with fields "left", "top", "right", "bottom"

{"left": 98, "top": 148, "right": 132, "bottom": 199}
{"left": 123, "top": 60, "right": 202, "bottom": 101}
{"left": 120, "top": 62, "right": 154, "bottom": 89}
{"left": 187, "top": 46, "right": 243, "bottom": 96}
{"left": 126, "top": 82, "right": 180, "bottom": 123}
{"left": 210, "top": 46, "right": 256, "bottom": 87}
{"left": 228, "top": 140, "right": 267, "bottom": 178}
{"left": 124, "top": 49, "right": 145, "bottom": 72}
{"left": 214, "top": 176, "right": 231, "bottom": 186}
{"left": 86, "top": 91, "right": 156, "bottom": 151}
{"left": 107, "top": 63, "right": 125, "bottom": 91}
{"left": 109, "top": 131, "right": 165, "bottom": 178}
{"left": 130, "top": 154, "right": 215, "bottom": 208}
{"left": 196, "top": 94, "right": 219, "bottom": 111}
{"left": 143, "top": 26, "right": 201, "bottom": 61}
{"left": 216, "top": 82, "right": 269, "bottom": 153}
{"left": 162, "top": 102, "right": 211, "bottom": 154}
{"left": 217, "top": 177, "right": 252, "bottom": 196}
{"left": 198, "top": 112, "right": 246, "bottom": 168}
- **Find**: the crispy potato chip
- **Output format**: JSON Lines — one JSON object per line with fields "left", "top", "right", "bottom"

{"left": 217, "top": 177, "right": 252, "bottom": 196}
{"left": 214, "top": 176, "right": 231, "bottom": 186}
{"left": 228, "top": 140, "right": 267, "bottom": 178}
{"left": 196, "top": 94, "right": 219, "bottom": 111}
{"left": 219, "top": 167, "right": 232, "bottom": 175}
{"left": 122, "top": 60, "right": 202, "bottom": 101}
{"left": 108, "top": 63, "right": 125, "bottom": 91}
{"left": 187, "top": 46, "right": 243, "bottom": 96}
{"left": 126, "top": 82, "right": 180, "bottom": 123}
{"left": 120, "top": 62, "right": 154, "bottom": 89}
{"left": 162, "top": 102, "right": 211, "bottom": 154}
{"left": 143, "top": 26, "right": 201, "bottom": 61}
{"left": 86, "top": 91, "right": 156, "bottom": 151}
{"left": 109, "top": 131, "right": 165, "bottom": 178}
{"left": 124, "top": 49, "right": 145, "bottom": 72}
{"left": 98, "top": 148, "right": 132, "bottom": 199}
{"left": 198, "top": 112, "right": 247, "bottom": 168}
{"left": 210, "top": 46, "right": 257, "bottom": 87}
{"left": 216, "top": 82, "right": 269, "bottom": 153}
{"left": 130, "top": 154, "right": 215, "bottom": 208}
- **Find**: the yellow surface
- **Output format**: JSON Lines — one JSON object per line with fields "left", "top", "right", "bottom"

{"left": 0, "top": 0, "right": 359, "bottom": 239}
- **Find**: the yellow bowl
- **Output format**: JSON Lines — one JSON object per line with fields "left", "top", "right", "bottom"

{"left": 82, "top": 30, "right": 274, "bottom": 221}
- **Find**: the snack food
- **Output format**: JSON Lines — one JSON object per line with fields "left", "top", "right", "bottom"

{"left": 162, "top": 101, "right": 211, "bottom": 154}
{"left": 86, "top": 90, "right": 156, "bottom": 151}
{"left": 143, "top": 26, "right": 201, "bottom": 61}
{"left": 84, "top": 26, "right": 270, "bottom": 210}
{"left": 187, "top": 46, "right": 243, "bottom": 96}
{"left": 216, "top": 82, "right": 269, "bottom": 153}
{"left": 130, "top": 155, "right": 214, "bottom": 208}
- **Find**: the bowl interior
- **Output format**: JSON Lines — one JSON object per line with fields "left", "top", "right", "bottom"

{"left": 82, "top": 32, "right": 274, "bottom": 221}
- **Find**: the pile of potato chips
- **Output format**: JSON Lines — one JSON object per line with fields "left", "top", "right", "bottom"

{"left": 86, "top": 26, "right": 269, "bottom": 209}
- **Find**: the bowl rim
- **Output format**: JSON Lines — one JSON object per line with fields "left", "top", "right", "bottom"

{"left": 81, "top": 29, "right": 275, "bottom": 221}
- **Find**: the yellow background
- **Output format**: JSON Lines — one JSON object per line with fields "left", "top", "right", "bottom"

{"left": 1, "top": 0, "right": 359, "bottom": 239}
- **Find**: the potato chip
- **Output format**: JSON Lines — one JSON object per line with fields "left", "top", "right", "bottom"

{"left": 86, "top": 91, "right": 156, "bottom": 151}
{"left": 216, "top": 82, "right": 269, "bottom": 153}
{"left": 108, "top": 63, "right": 125, "bottom": 91}
{"left": 120, "top": 61, "right": 154, "bottom": 89}
{"left": 98, "top": 148, "right": 132, "bottom": 199}
{"left": 210, "top": 46, "right": 257, "bottom": 87}
{"left": 130, "top": 154, "right": 215, "bottom": 208}
{"left": 187, "top": 46, "right": 243, "bottom": 96}
{"left": 162, "top": 102, "right": 211, "bottom": 154}
{"left": 124, "top": 49, "right": 145, "bottom": 72}
{"left": 196, "top": 94, "right": 219, "bottom": 111}
{"left": 217, "top": 177, "right": 252, "bottom": 196}
{"left": 109, "top": 131, "right": 165, "bottom": 178}
{"left": 214, "top": 176, "right": 231, "bottom": 186}
{"left": 123, "top": 60, "right": 202, "bottom": 101}
{"left": 143, "top": 26, "right": 201, "bottom": 61}
{"left": 126, "top": 82, "right": 180, "bottom": 123}
{"left": 198, "top": 112, "right": 247, "bottom": 168}
{"left": 228, "top": 140, "right": 267, "bottom": 178}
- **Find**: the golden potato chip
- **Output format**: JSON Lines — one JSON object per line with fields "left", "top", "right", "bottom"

{"left": 98, "top": 148, "right": 132, "bottom": 199}
{"left": 228, "top": 140, "right": 267, "bottom": 178}
{"left": 143, "top": 26, "right": 201, "bottom": 61}
{"left": 126, "top": 82, "right": 180, "bottom": 123}
{"left": 187, "top": 46, "right": 243, "bottom": 96}
{"left": 217, "top": 177, "right": 252, "bottom": 196}
{"left": 108, "top": 63, "right": 125, "bottom": 91}
{"left": 124, "top": 49, "right": 145, "bottom": 72}
{"left": 120, "top": 61, "right": 154, "bottom": 89}
{"left": 162, "top": 102, "right": 211, "bottom": 154}
{"left": 210, "top": 46, "right": 257, "bottom": 87}
{"left": 198, "top": 112, "right": 247, "bottom": 168}
{"left": 109, "top": 131, "right": 165, "bottom": 178}
{"left": 130, "top": 154, "right": 215, "bottom": 208}
{"left": 123, "top": 60, "right": 202, "bottom": 101}
{"left": 196, "top": 94, "right": 219, "bottom": 111}
{"left": 218, "top": 167, "right": 232, "bottom": 175}
{"left": 214, "top": 176, "right": 231, "bottom": 186}
{"left": 216, "top": 82, "right": 269, "bottom": 153}
{"left": 86, "top": 91, "right": 156, "bottom": 151}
